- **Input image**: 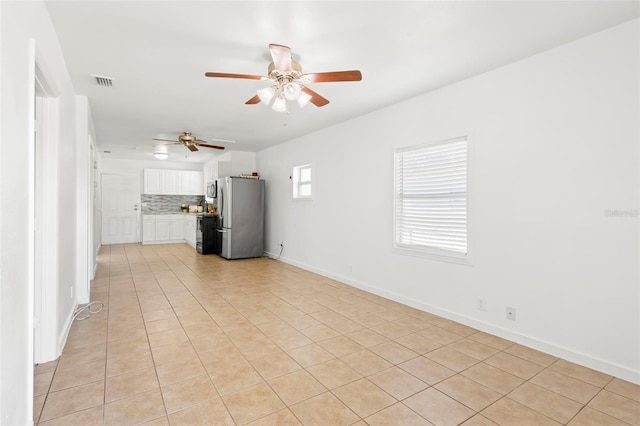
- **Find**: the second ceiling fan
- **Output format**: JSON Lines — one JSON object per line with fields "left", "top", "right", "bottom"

{"left": 153, "top": 132, "right": 225, "bottom": 152}
{"left": 205, "top": 44, "right": 362, "bottom": 112}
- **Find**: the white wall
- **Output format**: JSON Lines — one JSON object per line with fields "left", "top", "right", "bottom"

{"left": 204, "top": 151, "right": 257, "bottom": 178}
{"left": 1, "top": 1, "right": 81, "bottom": 423}
{"left": 257, "top": 20, "right": 639, "bottom": 383}
{"left": 100, "top": 157, "right": 204, "bottom": 192}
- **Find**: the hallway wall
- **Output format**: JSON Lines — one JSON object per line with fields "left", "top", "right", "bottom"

{"left": 0, "top": 1, "right": 81, "bottom": 423}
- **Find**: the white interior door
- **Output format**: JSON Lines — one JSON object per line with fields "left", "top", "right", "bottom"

{"left": 101, "top": 174, "right": 140, "bottom": 244}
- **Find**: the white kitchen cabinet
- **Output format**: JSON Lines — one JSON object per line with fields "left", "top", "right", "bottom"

{"left": 168, "top": 218, "right": 183, "bottom": 241}
{"left": 179, "top": 171, "right": 204, "bottom": 195}
{"left": 192, "top": 171, "right": 204, "bottom": 195}
{"left": 142, "top": 214, "right": 185, "bottom": 244}
{"left": 154, "top": 219, "right": 170, "bottom": 240}
{"left": 143, "top": 169, "right": 162, "bottom": 194}
{"left": 184, "top": 215, "right": 197, "bottom": 247}
{"left": 142, "top": 216, "right": 156, "bottom": 243}
{"left": 157, "top": 214, "right": 183, "bottom": 241}
{"left": 162, "top": 170, "right": 180, "bottom": 194}
{"left": 179, "top": 172, "right": 192, "bottom": 195}
{"left": 143, "top": 169, "right": 204, "bottom": 195}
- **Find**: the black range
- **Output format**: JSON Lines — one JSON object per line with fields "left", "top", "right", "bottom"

{"left": 196, "top": 214, "right": 220, "bottom": 255}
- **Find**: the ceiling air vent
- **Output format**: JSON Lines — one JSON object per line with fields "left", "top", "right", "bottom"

{"left": 92, "top": 74, "right": 113, "bottom": 87}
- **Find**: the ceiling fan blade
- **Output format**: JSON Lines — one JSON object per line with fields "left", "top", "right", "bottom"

{"left": 245, "top": 94, "right": 261, "bottom": 105}
{"left": 197, "top": 143, "right": 225, "bottom": 150}
{"left": 301, "top": 86, "right": 330, "bottom": 107}
{"left": 186, "top": 144, "right": 199, "bottom": 152}
{"left": 269, "top": 44, "right": 292, "bottom": 72}
{"left": 153, "top": 138, "right": 179, "bottom": 142}
{"left": 205, "top": 72, "right": 265, "bottom": 80}
{"left": 304, "top": 70, "right": 362, "bottom": 83}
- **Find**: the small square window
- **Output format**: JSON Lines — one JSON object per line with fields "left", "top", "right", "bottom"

{"left": 293, "top": 164, "right": 312, "bottom": 200}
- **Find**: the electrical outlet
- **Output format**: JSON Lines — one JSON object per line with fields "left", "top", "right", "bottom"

{"left": 477, "top": 297, "right": 486, "bottom": 311}
{"left": 506, "top": 307, "right": 516, "bottom": 320}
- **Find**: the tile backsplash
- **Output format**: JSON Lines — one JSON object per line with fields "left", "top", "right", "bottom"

{"left": 141, "top": 194, "right": 204, "bottom": 212}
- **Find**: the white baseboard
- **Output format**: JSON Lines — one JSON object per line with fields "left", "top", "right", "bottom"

{"left": 92, "top": 243, "right": 100, "bottom": 279}
{"left": 272, "top": 254, "right": 640, "bottom": 385}
{"left": 57, "top": 302, "right": 76, "bottom": 357}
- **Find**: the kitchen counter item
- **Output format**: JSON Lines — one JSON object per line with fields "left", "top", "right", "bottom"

{"left": 143, "top": 212, "right": 205, "bottom": 216}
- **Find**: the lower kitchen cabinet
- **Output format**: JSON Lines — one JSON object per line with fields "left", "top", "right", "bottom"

{"left": 142, "top": 217, "right": 156, "bottom": 244}
{"left": 168, "top": 218, "right": 183, "bottom": 241}
{"left": 142, "top": 214, "right": 189, "bottom": 244}
{"left": 184, "top": 215, "right": 197, "bottom": 247}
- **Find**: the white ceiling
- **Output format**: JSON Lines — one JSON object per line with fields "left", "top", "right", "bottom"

{"left": 44, "top": 1, "right": 638, "bottom": 164}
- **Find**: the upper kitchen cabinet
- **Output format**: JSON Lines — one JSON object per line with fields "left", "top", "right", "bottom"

{"left": 162, "top": 170, "right": 180, "bottom": 194}
{"left": 144, "top": 169, "right": 162, "bottom": 194}
{"left": 180, "top": 171, "right": 203, "bottom": 195}
{"left": 143, "top": 169, "right": 204, "bottom": 195}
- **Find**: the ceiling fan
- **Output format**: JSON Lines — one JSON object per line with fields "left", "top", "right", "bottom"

{"left": 205, "top": 44, "right": 362, "bottom": 112}
{"left": 152, "top": 132, "right": 226, "bottom": 152}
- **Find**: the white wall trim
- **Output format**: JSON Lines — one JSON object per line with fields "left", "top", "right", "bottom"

{"left": 57, "top": 302, "right": 76, "bottom": 358}
{"left": 25, "top": 38, "right": 36, "bottom": 426}
{"left": 92, "top": 263, "right": 99, "bottom": 280}
{"left": 75, "top": 96, "right": 91, "bottom": 304}
{"left": 269, "top": 253, "right": 640, "bottom": 385}
{"left": 0, "top": 3, "right": 4, "bottom": 422}
{"left": 33, "top": 57, "right": 60, "bottom": 365}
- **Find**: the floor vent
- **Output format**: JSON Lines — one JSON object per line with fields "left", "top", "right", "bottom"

{"left": 92, "top": 74, "right": 113, "bottom": 87}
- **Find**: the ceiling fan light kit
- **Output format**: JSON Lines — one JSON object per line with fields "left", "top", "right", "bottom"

{"left": 153, "top": 152, "right": 169, "bottom": 160}
{"left": 271, "top": 96, "right": 288, "bottom": 113}
{"left": 297, "top": 91, "right": 312, "bottom": 108}
{"left": 255, "top": 82, "right": 312, "bottom": 113}
{"left": 205, "top": 44, "right": 362, "bottom": 113}
{"left": 257, "top": 86, "right": 277, "bottom": 104}
{"left": 284, "top": 82, "right": 302, "bottom": 101}
{"left": 153, "top": 144, "right": 169, "bottom": 160}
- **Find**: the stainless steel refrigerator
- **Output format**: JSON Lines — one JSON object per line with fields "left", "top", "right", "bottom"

{"left": 216, "top": 176, "right": 265, "bottom": 259}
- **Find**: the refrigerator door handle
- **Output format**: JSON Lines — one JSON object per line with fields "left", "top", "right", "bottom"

{"left": 220, "top": 185, "right": 224, "bottom": 218}
{"left": 220, "top": 184, "right": 226, "bottom": 220}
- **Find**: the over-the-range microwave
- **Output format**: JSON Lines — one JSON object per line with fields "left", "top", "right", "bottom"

{"left": 207, "top": 181, "right": 217, "bottom": 198}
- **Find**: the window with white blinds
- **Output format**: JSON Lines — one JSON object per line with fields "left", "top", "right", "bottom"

{"left": 394, "top": 137, "right": 468, "bottom": 261}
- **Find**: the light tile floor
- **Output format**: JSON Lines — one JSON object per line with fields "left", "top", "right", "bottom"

{"left": 34, "top": 243, "right": 639, "bottom": 425}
